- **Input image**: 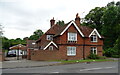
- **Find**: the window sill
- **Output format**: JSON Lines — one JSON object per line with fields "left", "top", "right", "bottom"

{"left": 67, "top": 55, "right": 76, "bottom": 56}
{"left": 91, "top": 41, "right": 98, "bottom": 43}
{"left": 67, "top": 41, "right": 77, "bottom": 43}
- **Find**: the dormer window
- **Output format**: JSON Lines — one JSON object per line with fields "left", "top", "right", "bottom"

{"left": 49, "top": 46, "right": 53, "bottom": 50}
{"left": 89, "top": 29, "right": 101, "bottom": 42}
{"left": 47, "top": 35, "right": 53, "bottom": 40}
{"left": 68, "top": 32, "right": 77, "bottom": 41}
{"left": 91, "top": 35, "right": 97, "bottom": 42}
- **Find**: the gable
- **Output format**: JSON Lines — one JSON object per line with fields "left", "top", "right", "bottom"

{"left": 89, "top": 29, "right": 102, "bottom": 38}
{"left": 60, "top": 21, "right": 84, "bottom": 37}
{"left": 43, "top": 41, "right": 58, "bottom": 50}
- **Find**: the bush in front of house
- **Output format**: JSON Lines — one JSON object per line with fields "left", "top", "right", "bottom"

{"left": 98, "top": 56, "right": 107, "bottom": 59}
{"left": 87, "top": 53, "right": 100, "bottom": 59}
{"left": 104, "top": 48, "right": 120, "bottom": 58}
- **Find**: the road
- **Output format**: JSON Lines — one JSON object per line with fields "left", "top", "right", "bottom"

{"left": 2, "top": 61, "right": 118, "bottom": 73}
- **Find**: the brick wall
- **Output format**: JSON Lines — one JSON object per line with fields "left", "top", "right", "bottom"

{"left": 30, "top": 50, "right": 60, "bottom": 61}
{"left": 30, "top": 45, "right": 103, "bottom": 61}
{"left": 58, "top": 45, "right": 83, "bottom": 60}
{"left": 84, "top": 46, "right": 103, "bottom": 58}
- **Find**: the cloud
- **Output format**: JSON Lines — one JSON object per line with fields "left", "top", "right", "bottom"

{"left": 0, "top": 0, "right": 119, "bottom": 39}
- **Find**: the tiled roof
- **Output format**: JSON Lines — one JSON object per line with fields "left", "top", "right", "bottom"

{"left": 78, "top": 25, "right": 93, "bottom": 37}
{"left": 41, "top": 41, "right": 51, "bottom": 48}
{"left": 9, "top": 44, "right": 27, "bottom": 50}
{"left": 36, "top": 21, "right": 103, "bottom": 43}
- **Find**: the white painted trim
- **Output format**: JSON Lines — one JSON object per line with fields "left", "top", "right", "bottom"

{"left": 43, "top": 41, "right": 58, "bottom": 50}
{"left": 91, "top": 47, "right": 97, "bottom": 55}
{"left": 60, "top": 21, "right": 84, "bottom": 37}
{"left": 89, "top": 29, "right": 101, "bottom": 38}
{"left": 67, "top": 46, "right": 76, "bottom": 56}
{"left": 91, "top": 35, "right": 98, "bottom": 42}
{"left": 68, "top": 32, "right": 77, "bottom": 41}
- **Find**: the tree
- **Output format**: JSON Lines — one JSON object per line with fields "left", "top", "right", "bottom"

{"left": 0, "top": 24, "right": 3, "bottom": 37}
{"left": 29, "top": 29, "right": 44, "bottom": 40}
{"left": 101, "top": 1, "right": 120, "bottom": 49}
{"left": 2, "top": 37, "right": 11, "bottom": 50}
{"left": 83, "top": 7, "right": 105, "bottom": 33}
{"left": 83, "top": 1, "right": 120, "bottom": 57}
{"left": 56, "top": 20, "right": 65, "bottom": 26}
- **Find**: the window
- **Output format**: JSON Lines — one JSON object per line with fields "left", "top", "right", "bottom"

{"left": 91, "top": 35, "right": 97, "bottom": 42}
{"left": 49, "top": 46, "right": 53, "bottom": 50}
{"left": 47, "top": 35, "right": 53, "bottom": 40}
{"left": 67, "top": 47, "right": 76, "bottom": 56}
{"left": 91, "top": 47, "right": 97, "bottom": 54}
{"left": 68, "top": 32, "right": 77, "bottom": 41}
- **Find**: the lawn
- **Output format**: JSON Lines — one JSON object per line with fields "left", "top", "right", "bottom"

{"left": 59, "top": 59, "right": 116, "bottom": 64}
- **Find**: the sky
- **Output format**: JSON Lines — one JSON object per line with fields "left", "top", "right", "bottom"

{"left": 0, "top": 0, "right": 119, "bottom": 39}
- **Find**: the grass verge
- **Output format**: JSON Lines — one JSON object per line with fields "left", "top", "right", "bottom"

{"left": 59, "top": 59, "right": 117, "bottom": 64}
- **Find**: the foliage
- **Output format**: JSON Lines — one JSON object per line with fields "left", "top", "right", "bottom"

{"left": 2, "top": 37, "right": 26, "bottom": 50}
{"left": 98, "top": 56, "right": 107, "bottom": 59}
{"left": 0, "top": 24, "right": 3, "bottom": 37}
{"left": 87, "top": 53, "right": 99, "bottom": 59}
{"left": 56, "top": 20, "right": 65, "bottom": 26}
{"left": 28, "top": 29, "right": 44, "bottom": 40}
{"left": 83, "top": 7, "right": 105, "bottom": 33}
{"left": 2, "top": 29, "right": 44, "bottom": 50}
{"left": 83, "top": 1, "right": 120, "bottom": 58}
{"left": 104, "top": 48, "right": 120, "bottom": 58}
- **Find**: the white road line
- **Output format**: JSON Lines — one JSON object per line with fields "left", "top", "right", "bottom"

{"left": 51, "top": 72, "right": 59, "bottom": 73}
{"left": 80, "top": 66, "right": 115, "bottom": 71}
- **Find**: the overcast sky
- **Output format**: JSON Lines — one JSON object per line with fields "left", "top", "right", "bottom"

{"left": 0, "top": 0, "right": 119, "bottom": 39}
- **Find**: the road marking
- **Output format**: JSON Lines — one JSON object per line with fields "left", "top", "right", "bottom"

{"left": 80, "top": 66, "right": 115, "bottom": 71}
{"left": 51, "top": 72, "right": 59, "bottom": 73}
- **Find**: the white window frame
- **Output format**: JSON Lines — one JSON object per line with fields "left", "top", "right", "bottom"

{"left": 67, "top": 46, "right": 76, "bottom": 56}
{"left": 91, "top": 34, "right": 97, "bottom": 42}
{"left": 68, "top": 32, "right": 77, "bottom": 41}
{"left": 46, "top": 35, "right": 53, "bottom": 40}
{"left": 91, "top": 47, "right": 97, "bottom": 54}
{"left": 49, "top": 46, "right": 53, "bottom": 50}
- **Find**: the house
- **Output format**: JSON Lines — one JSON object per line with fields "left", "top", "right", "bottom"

{"left": 29, "top": 13, "right": 104, "bottom": 61}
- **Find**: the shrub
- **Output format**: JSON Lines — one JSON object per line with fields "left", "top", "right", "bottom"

{"left": 99, "top": 56, "right": 107, "bottom": 59}
{"left": 87, "top": 53, "right": 99, "bottom": 59}
{"left": 104, "top": 48, "right": 119, "bottom": 58}
{"left": 112, "top": 55, "right": 119, "bottom": 58}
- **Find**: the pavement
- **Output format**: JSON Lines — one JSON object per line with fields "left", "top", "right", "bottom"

{"left": 1, "top": 57, "right": 119, "bottom": 69}
{"left": 1, "top": 57, "right": 61, "bottom": 69}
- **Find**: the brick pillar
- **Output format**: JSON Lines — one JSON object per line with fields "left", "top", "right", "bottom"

{"left": 27, "top": 49, "right": 31, "bottom": 60}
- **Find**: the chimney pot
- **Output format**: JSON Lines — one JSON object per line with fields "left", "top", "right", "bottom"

{"left": 75, "top": 13, "right": 81, "bottom": 26}
{"left": 50, "top": 17, "right": 55, "bottom": 27}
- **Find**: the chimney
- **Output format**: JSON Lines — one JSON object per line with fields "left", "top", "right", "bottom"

{"left": 50, "top": 17, "right": 55, "bottom": 27}
{"left": 75, "top": 13, "right": 81, "bottom": 26}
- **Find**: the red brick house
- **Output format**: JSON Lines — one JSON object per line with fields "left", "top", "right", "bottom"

{"left": 30, "top": 14, "right": 104, "bottom": 61}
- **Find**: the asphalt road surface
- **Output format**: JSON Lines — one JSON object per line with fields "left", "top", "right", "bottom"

{"left": 2, "top": 61, "right": 118, "bottom": 73}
